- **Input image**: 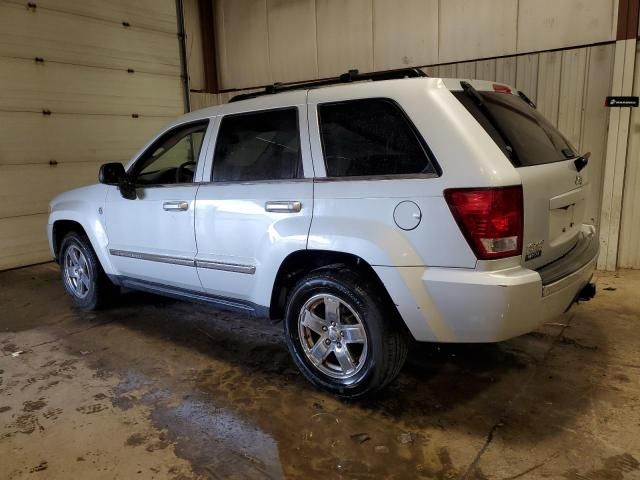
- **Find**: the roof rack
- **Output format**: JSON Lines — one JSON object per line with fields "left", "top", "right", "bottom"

{"left": 228, "top": 67, "right": 428, "bottom": 103}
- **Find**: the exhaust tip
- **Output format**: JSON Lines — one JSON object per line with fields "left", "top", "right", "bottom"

{"left": 578, "top": 282, "right": 596, "bottom": 301}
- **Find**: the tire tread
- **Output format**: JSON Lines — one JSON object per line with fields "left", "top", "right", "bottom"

{"left": 284, "top": 267, "right": 407, "bottom": 398}
{"left": 60, "top": 232, "right": 118, "bottom": 311}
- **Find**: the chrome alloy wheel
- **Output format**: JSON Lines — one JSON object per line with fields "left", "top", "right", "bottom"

{"left": 63, "top": 245, "right": 91, "bottom": 299}
{"left": 298, "top": 294, "right": 368, "bottom": 381}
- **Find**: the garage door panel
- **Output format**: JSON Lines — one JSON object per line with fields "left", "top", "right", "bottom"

{"left": 0, "top": 214, "right": 51, "bottom": 271}
{"left": 0, "top": 112, "right": 170, "bottom": 166}
{"left": 3, "top": 0, "right": 177, "bottom": 33}
{"left": 1, "top": 0, "right": 184, "bottom": 271}
{"left": 0, "top": 4, "right": 180, "bottom": 76}
{"left": 0, "top": 58, "right": 184, "bottom": 116}
{"left": 0, "top": 163, "right": 104, "bottom": 219}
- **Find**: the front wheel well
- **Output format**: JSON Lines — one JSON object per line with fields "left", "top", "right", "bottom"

{"left": 52, "top": 220, "right": 87, "bottom": 262}
{"left": 269, "top": 250, "right": 400, "bottom": 324}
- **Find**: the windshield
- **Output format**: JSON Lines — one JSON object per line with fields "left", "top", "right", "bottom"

{"left": 453, "top": 90, "right": 578, "bottom": 167}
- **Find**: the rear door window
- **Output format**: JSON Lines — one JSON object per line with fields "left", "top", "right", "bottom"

{"left": 453, "top": 91, "right": 578, "bottom": 167}
{"left": 212, "top": 108, "right": 301, "bottom": 182}
{"left": 317, "top": 98, "right": 438, "bottom": 177}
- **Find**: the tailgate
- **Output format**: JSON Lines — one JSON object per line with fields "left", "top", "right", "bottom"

{"left": 518, "top": 160, "right": 589, "bottom": 269}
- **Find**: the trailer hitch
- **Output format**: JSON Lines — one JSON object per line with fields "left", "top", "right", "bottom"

{"left": 578, "top": 282, "right": 596, "bottom": 301}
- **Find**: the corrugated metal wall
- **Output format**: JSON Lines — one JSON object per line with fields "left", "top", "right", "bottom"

{"left": 0, "top": 0, "right": 185, "bottom": 270}
{"left": 188, "top": 0, "right": 617, "bottom": 235}
{"left": 425, "top": 45, "right": 615, "bottom": 228}
{"left": 186, "top": 0, "right": 633, "bottom": 268}
{"left": 618, "top": 43, "right": 640, "bottom": 268}
{"left": 206, "top": 0, "right": 617, "bottom": 89}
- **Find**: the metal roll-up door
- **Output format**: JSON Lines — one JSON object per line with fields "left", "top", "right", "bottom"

{"left": 0, "top": 0, "right": 185, "bottom": 270}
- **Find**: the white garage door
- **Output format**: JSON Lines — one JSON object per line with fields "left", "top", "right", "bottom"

{"left": 0, "top": 0, "right": 185, "bottom": 270}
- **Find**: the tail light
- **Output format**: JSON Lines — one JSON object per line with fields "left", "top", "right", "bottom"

{"left": 444, "top": 186, "right": 523, "bottom": 260}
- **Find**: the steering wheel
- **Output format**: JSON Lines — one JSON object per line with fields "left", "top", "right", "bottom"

{"left": 176, "top": 160, "right": 196, "bottom": 183}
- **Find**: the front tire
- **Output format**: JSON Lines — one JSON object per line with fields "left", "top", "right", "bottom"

{"left": 284, "top": 269, "right": 408, "bottom": 398}
{"left": 59, "top": 232, "right": 117, "bottom": 311}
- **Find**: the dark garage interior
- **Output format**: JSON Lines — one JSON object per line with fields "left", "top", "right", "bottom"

{"left": 1, "top": 1, "right": 640, "bottom": 479}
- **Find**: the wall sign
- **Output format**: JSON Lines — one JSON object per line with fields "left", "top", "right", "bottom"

{"left": 605, "top": 96, "right": 639, "bottom": 107}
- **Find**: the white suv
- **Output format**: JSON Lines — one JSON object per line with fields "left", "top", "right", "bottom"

{"left": 48, "top": 69, "right": 598, "bottom": 397}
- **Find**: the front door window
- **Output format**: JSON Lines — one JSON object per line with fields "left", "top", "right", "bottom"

{"left": 132, "top": 122, "right": 208, "bottom": 185}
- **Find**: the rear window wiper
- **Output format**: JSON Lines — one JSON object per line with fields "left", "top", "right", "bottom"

{"left": 460, "top": 81, "right": 520, "bottom": 165}
{"left": 517, "top": 90, "right": 537, "bottom": 109}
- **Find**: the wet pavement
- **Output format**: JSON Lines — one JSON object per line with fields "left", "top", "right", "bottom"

{"left": 1, "top": 263, "right": 639, "bottom": 479}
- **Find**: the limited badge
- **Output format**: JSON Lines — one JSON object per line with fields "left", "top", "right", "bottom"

{"left": 525, "top": 240, "right": 544, "bottom": 261}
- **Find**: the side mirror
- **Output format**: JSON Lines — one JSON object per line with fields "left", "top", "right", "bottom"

{"left": 99, "top": 162, "right": 126, "bottom": 185}
{"left": 99, "top": 162, "right": 136, "bottom": 200}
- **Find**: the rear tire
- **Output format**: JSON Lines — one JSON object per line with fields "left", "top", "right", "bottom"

{"left": 59, "top": 232, "right": 118, "bottom": 311}
{"left": 284, "top": 268, "right": 408, "bottom": 398}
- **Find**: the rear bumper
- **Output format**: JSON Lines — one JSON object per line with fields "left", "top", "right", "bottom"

{"left": 537, "top": 225, "right": 599, "bottom": 295}
{"left": 374, "top": 225, "right": 598, "bottom": 343}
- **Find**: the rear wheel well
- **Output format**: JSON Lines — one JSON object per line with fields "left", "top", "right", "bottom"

{"left": 52, "top": 220, "right": 87, "bottom": 262}
{"left": 270, "top": 250, "right": 400, "bottom": 324}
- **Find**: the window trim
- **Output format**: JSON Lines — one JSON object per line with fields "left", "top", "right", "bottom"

{"left": 202, "top": 177, "right": 313, "bottom": 187}
{"left": 209, "top": 106, "right": 303, "bottom": 183}
{"left": 128, "top": 119, "right": 210, "bottom": 187}
{"left": 313, "top": 173, "right": 439, "bottom": 183}
{"left": 316, "top": 97, "right": 442, "bottom": 180}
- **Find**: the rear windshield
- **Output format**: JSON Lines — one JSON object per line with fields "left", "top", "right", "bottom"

{"left": 453, "top": 91, "right": 578, "bottom": 167}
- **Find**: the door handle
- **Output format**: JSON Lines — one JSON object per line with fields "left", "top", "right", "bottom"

{"left": 265, "top": 201, "right": 302, "bottom": 213}
{"left": 163, "top": 201, "right": 189, "bottom": 211}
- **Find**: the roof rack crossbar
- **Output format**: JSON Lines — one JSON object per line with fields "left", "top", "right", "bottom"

{"left": 228, "top": 67, "right": 427, "bottom": 103}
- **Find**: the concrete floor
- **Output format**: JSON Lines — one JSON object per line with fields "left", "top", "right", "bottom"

{"left": 0, "top": 264, "right": 639, "bottom": 480}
